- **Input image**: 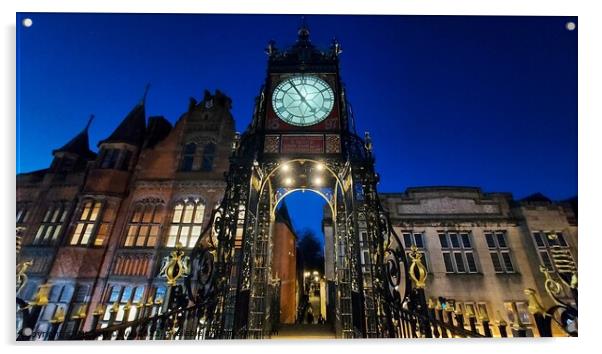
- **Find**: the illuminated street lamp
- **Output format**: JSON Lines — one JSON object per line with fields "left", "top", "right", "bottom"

{"left": 284, "top": 177, "right": 294, "bottom": 186}
{"left": 312, "top": 177, "right": 323, "bottom": 186}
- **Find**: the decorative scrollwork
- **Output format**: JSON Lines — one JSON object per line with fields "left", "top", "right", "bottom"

{"left": 541, "top": 265, "right": 564, "bottom": 305}
{"left": 16, "top": 260, "right": 33, "bottom": 293}
{"left": 384, "top": 249, "right": 401, "bottom": 302}
{"left": 161, "top": 243, "right": 189, "bottom": 287}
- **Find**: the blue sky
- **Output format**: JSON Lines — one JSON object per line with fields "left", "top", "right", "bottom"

{"left": 16, "top": 14, "right": 578, "bottom": 240}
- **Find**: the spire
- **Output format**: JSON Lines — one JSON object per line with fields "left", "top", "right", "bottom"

{"left": 298, "top": 16, "right": 310, "bottom": 41}
{"left": 53, "top": 114, "right": 96, "bottom": 159}
{"left": 85, "top": 114, "right": 94, "bottom": 132}
{"left": 140, "top": 83, "right": 151, "bottom": 105}
{"left": 98, "top": 88, "right": 148, "bottom": 147}
{"left": 268, "top": 15, "right": 332, "bottom": 65}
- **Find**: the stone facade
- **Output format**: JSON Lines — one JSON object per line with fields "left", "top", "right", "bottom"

{"left": 380, "top": 187, "right": 577, "bottom": 336}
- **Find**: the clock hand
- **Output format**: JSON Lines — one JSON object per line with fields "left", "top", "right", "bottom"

{"left": 290, "top": 83, "right": 316, "bottom": 113}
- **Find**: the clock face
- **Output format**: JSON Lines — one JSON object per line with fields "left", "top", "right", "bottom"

{"left": 271, "top": 75, "right": 335, "bottom": 126}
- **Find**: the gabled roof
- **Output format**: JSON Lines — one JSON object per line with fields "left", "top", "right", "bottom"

{"left": 52, "top": 115, "right": 96, "bottom": 159}
{"left": 98, "top": 102, "right": 146, "bottom": 147}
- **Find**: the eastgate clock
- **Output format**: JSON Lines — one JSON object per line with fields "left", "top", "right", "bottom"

{"left": 272, "top": 75, "right": 335, "bottom": 126}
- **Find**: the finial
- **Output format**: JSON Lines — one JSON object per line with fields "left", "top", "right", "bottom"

{"left": 298, "top": 16, "right": 310, "bottom": 40}
{"left": 331, "top": 37, "right": 343, "bottom": 56}
{"left": 265, "top": 40, "right": 277, "bottom": 56}
{"left": 364, "top": 131, "right": 373, "bottom": 152}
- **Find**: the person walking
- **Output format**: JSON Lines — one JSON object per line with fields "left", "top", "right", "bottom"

{"left": 307, "top": 307, "right": 314, "bottom": 324}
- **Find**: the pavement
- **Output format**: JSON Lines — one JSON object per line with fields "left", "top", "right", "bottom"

{"left": 272, "top": 324, "right": 335, "bottom": 339}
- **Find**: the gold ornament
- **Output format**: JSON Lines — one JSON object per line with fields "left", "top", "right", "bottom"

{"left": 408, "top": 245, "right": 428, "bottom": 289}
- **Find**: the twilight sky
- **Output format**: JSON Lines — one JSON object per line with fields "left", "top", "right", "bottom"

{"left": 16, "top": 13, "right": 578, "bottom": 240}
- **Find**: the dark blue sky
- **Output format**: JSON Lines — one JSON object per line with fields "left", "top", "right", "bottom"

{"left": 16, "top": 14, "right": 577, "bottom": 240}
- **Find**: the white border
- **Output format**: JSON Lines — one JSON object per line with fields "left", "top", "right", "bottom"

{"left": 3, "top": 1, "right": 599, "bottom": 354}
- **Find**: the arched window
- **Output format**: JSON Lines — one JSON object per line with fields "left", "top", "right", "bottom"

{"left": 167, "top": 199, "right": 205, "bottom": 248}
{"left": 181, "top": 143, "right": 197, "bottom": 171}
{"left": 201, "top": 143, "right": 216, "bottom": 171}
{"left": 124, "top": 203, "right": 162, "bottom": 247}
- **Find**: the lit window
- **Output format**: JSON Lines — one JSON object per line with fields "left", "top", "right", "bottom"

{"left": 16, "top": 203, "right": 29, "bottom": 224}
{"left": 34, "top": 284, "right": 74, "bottom": 337}
{"left": 70, "top": 200, "right": 106, "bottom": 246}
{"left": 33, "top": 203, "right": 69, "bottom": 245}
{"left": 504, "top": 301, "right": 532, "bottom": 325}
{"left": 439, "top": 231, "right": 478, "bottom": 274}
{"left": 485, "top": 231, "right": 516, "bottom": 274}
{"left": 401, "top": 231, "right": 429, "bottom": 272}
{"left": 102, "top": 285, "right": 145, "bottom": 325}
{"left": 532, "top": 231, "right": 575, "bottom": 272}
{"left": 124, "top": 203, "right": 162, "bottom": 247}
{"left": 167, "top": 200, "right": 205, "bottom": 248}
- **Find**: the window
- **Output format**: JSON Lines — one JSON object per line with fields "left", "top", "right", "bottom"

{"left": 167, "top": 200, "right": 205, "bottom": 248}
{"left": 102, "top": 285, "right": 145, "bottom": 326}
{"left": 181, "top": 142, "right": 216, "bottom": 172}
{"left": 118, "top": 150, "right": 132, "bottom": 171}
{"left": 485, "top": 231, "right": 516, "bottom": 274}
{"left": 532, "top": 231, "right": 574, "bottom": 272}
{"left": 181, "top": 143, "right": 197, "bottom": 171}
{"left": 149, "top": 286, "right": 167, "bottom": 316}
{"left": 69, "top": 200, "right": 107, "bottom": 246}
{"left": 504, "top": 301, "right": 532, "bottom": 325}
{"left": 33, "top": 203, "right": 69, "bottom": 245}
{"left": 99, "top": 148, "right": 120, "bottom": 169}
{"left": 201, "top": 143, "right": 216, "bottom": 171}
{"left": 124, "top": 203, "right": 162, "bottom": 247}
{"left": 401, "top": 231, "right": 429, "bottom": 272}
{"left": 35, "top": 284, "right": 74, "bottom": 338}
{"left": 98, "top": 148, "right": 133, "bottom": 170}
{"left": 439, "top": 231, "right": 478, "bottom": 274}
{"left": 16, "top": 204, "right": 29, "bottom": 224}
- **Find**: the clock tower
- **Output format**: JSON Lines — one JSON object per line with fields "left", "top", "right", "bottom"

{"left": 185, "top": 20, "right": 409, "bottom": 340}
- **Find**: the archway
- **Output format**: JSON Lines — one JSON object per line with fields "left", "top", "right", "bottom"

{"left": 269, "top": 190, "right": 334, "bottom": 338}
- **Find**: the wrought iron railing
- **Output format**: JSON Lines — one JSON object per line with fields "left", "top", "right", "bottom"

{"left": 16, "top": 225, "right": 577, "bottom": 340}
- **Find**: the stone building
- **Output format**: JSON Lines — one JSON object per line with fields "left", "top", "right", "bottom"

{"left": 379, "top": 187, "right": 578, "bottom": 336}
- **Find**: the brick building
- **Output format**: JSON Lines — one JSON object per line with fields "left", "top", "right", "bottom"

{"left": 17, "top": 90, "right": 235, "bottom": 335}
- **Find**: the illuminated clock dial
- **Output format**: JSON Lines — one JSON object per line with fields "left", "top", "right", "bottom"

{"left": 272, "top": 75, "right": 335, "bottom": 126}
